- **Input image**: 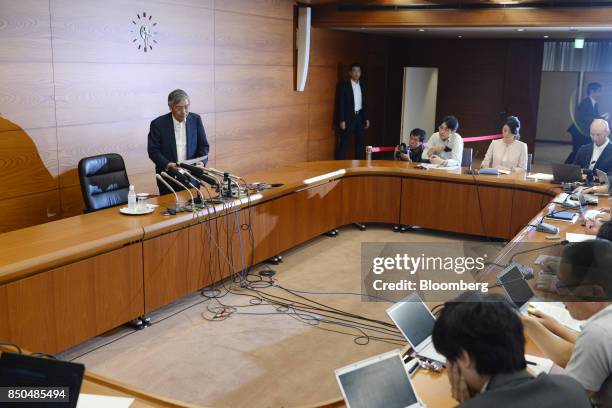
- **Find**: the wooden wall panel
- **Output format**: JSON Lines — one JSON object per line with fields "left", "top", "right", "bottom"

{"left": 0, "top": 243, "right": 143, "bottom": 353}
{"left": 51, "top": 0, "right": 214, "bottom": 65}
{"left": 384, "top": 39, "right": 543, "bottom": 152}
{"left": 53, "top": 64, "right": 215, "bottom": 126}
{"left": 214, "top": 0, "right": 294, "bottom": 20}
{"left": 216, "top": 105, "right": 309, "bottom": 175}
{"left": 0, "top": 0, "right": 52, "bottom": 62}
{"left": 0, "top": 63, "right": 56, "bottom": 130}
{"left": 215, "top": 65, "right": 306, "bottom": 112}
{"left": 214, "top": 11, "right": 293, "bottom": 66}
{"left": 0, "top": 0, "right": 387, "bottom": 232}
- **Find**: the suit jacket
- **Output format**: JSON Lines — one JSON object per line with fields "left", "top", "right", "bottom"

{"left": 336, "top": 80, "right": 368, "bottom": 124}
{"left": 573, "top": 142, "right": 612, "bottom": 173}
{"left": 458, "top": 371, "right": 591, "bottom": 408}
{"left": 147, "top": 112, "right": 209, "bottom": 173}
{"left": 568, "top": 97, "right": 601, "bottom": 139}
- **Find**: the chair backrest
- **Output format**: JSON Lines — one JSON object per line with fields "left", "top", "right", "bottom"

{"left": 461, "top": 147, "right": 473, "bottom": 168}
{"left": 527, "top": 153, "right": 533, "bottom": 173}
{"left": 78, "top": 153, "right": 130, "bottom": 213}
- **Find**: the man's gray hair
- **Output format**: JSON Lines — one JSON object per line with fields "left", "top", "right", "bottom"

{"left": 168, "top": 89, "right": 189, "bottom": 107}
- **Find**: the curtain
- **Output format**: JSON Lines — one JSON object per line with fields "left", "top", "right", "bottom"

{"left": 543, "top": 41, "right": 612, "bottom": 72}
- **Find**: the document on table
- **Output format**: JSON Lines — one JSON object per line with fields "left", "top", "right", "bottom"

{"left": 527, "top": 173, "right": 554, "bottom": 181}
{"left": 566, "top": 232, "right": 597, "bottom": 242}
{"left": 418, "top": 163, "right": 459, "bottom": 171}
{"left": 76, "top": 394, "right": 134, "bottom": 408}
{"left": 525, "top": 354, "right": 554, "bottom": 376}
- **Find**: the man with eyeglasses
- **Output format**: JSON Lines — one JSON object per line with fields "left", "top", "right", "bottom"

{"left": 572, "top": 119, "right": 612, "bottom": 175}
{"left": 421, "top": 115, "right": 463, "bottom": 167}
{"left": 148, "top": 89, "right": 209, "bottom": 195}
{"left": 522, "top": 239, "right": 612, "bottom": 407}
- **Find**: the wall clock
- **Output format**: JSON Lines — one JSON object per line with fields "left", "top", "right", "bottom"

{"left": 131, "top": 12, "right": 158, "bottom": 53}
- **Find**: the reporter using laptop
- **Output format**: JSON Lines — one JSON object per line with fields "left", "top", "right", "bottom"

{"left": 481, "top": 116, "right": 528, "bottom": 172}
{"left": 422, "top": 115, "right": 463, "bottom": 167}
{"left": 432, "top": 291, "right": 591, "bottom": 408}
{"left": 522, "top": 239, "right": 612, "bottom": 408}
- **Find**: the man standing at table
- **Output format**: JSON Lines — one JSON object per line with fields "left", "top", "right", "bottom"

{"left": 148, "top": 89, "right": 209, "bottom": 195}
{"left": 336, "top": 63, "right": 370, "bottom": 160}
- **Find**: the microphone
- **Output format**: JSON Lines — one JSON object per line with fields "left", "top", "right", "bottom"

{"left": 161, "top": 172, "right": 195, "bottom": 211}
{"left": 178, "top": 163, "right": 221, "bottom": 187}
{"left": 155, "top": 174, "right": 182, "bottom": 212}
{"left": 166, "top": 166, "right": 191, "bottom": 186}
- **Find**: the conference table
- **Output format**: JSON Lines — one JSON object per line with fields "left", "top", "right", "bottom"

{"left": 0, "top": 160, "right": 603, "bottom": 407}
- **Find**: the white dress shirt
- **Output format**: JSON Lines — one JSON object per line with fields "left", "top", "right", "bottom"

{"left": 351, "top": 79, "right": 362, "bottom": 112}
{"left": 173, "top": 115, "right": 187, "bottom": 163}
{"left": 590, "top": 139, "right": 610, "bottom": 170}
{"left": 421, "top": 132, "right": 464, "bottom": 167}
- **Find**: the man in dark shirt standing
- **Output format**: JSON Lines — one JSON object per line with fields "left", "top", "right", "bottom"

{"left": 336, "top": 63, "right": 370, "bottom": 160}
{"left": 566, "top": 82, "right": 609, "bottom": 163}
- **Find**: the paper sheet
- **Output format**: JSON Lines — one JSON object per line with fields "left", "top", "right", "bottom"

{"left": 76, "top": 394, "right": 134, "bottom": 408}
{"left": 566, "top": 232, "right": 597, "bottom": 242}
{"left": 527, "top": 173, "right": 554, "bottom": 181}
{"left": 529, "top": 301, "right": 583, "bottom": 332}
{"left": 525, "top": 354, "right": 554, "bottom": 376}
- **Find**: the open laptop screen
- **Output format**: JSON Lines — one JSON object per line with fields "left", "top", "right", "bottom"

{"left": 337, "top": 351, "right": 419, "bottom": 408}
{"left": 387, "top": 294, "right": 435, "bottom": 347}
{"left": 499, "top": 265, "right": 534, "bottom": 310}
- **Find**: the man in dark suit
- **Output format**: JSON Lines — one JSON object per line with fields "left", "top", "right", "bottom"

{"left": 148, "top": 89, "right": 209, "bottom": 195}
{"left": 566, "top": 82, "right": 608, "bottom": 163}
{"left": 573, "top": 118, "right": 612, "bottom": 174}
{"left": 431, "top": 292, "right": 591, "bottom": 408}
{"left": 336, "top": 63, "right": 370, "bottom": 160}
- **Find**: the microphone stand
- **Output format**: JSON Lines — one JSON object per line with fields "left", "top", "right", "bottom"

{"left": 156, "top": 174, "right": 183, "bottom": 213}
{"left": 161, "top": 172, "right": 196, "bottom": 212}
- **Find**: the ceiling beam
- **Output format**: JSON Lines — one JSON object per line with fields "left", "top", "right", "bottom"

{"left": 311, "top": 5, "right": 612, "bottom": 28}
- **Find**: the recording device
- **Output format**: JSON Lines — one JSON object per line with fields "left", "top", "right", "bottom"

{"left": 535, "top": 222, "right": 559, "bottom": 235}
{"left": 443, "top": 146, "right": 452, "bottom": 152}
{"left": 395, "top": 142, "right": 408, "bottom": 160}
{"left": 585, "top": 169, "right": 594, "bottom": 186}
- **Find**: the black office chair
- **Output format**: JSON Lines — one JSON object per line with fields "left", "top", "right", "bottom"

{"left": 461, "top": 147, "right": 473, "bottom": 168}
{"left": 527, "top": 153, "right": 533, "bottom": 173}
{"left": 78, "top": 153, "right": 130, "bottom": 213}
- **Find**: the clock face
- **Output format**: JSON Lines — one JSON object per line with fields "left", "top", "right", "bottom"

{"left": 131, "top": 12, "right": 158, "bottom": 53}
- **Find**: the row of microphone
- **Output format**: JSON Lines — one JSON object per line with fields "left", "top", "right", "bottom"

{"left": 155, "top": 163, "right": 241, "bottom": 206}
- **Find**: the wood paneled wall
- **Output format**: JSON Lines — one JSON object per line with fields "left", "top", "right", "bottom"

{"left": 383, "top": 39, "right": 544, "bottom": 156}
{"left": 0, "top": 0, "right": 388, "bottom": 233}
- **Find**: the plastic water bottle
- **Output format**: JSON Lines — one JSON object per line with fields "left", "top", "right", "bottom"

{"left": 128, "top": 185, "right": 136, "bottom": 210}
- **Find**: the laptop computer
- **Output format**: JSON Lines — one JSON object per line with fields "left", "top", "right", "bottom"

{"left": 335, "top": 349, "right": 424, "bottom": 408}
{"left": 497, "top": 264, "right": 535, "bottom": 311}
{"left": 0, "top": 352, "right": 85, "bottom": 408}
{"left": 552, "top": 164, "right": 583, "bottom": 183}
{"left": 386, "top": 292, "right": 446, "bottom": 364}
